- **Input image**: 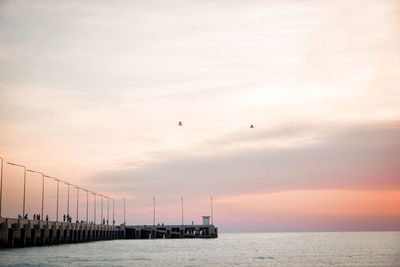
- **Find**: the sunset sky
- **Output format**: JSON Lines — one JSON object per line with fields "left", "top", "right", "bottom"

{"left": 0, "top": 0, "right": 399, "bottom": 232}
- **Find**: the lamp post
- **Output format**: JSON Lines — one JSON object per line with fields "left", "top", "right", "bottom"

{"left": 92, "top": 192, "right": 96, "bottom": 224}
{"left": 112, "top": 199, "right": 114, "bottom": 225}
{"left": 75, "top": 185, "right": 79, "bottom": 223}
{"left": 153, "top": 196, "right": 155, "bottom": 226}
{"left": 100, "top": 194, "right": 103, "bottom": 224}
{"left": 7, "top": 162, "right": 26, "bottom": 217}
{"left": 54, "top": 177, "right": 60, "bottom": 221}
{"left": 27, "top": 170, "right": 45, "bottom": 220}
{"left": 107, "top": 196, "right": 109, "bottom": 225}
{"left": 44, "top": 176, "right": 60, "bottom": 221}
{"left": 83, "top": 189, "right": 89, "bottom": 223}
{"left": 0, "top": 156, "right": 3, "bottom": 218}
{"left": 65, "top": 182, "right": 70, "bottom": 220}
{"left": 211, "top": 196, "right": 213, "bottom": 225}
{"left": 181, "top": 196, "right": 184, "bottom": 226}
{"left": 122, "top": 197, "right": 126, "bottom": 225}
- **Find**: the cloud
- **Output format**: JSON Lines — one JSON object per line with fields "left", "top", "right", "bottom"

{"left": 91, "top": 121, "right": 400, "bottom": 198}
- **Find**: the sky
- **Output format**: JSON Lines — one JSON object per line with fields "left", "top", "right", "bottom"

{"left": 0, "top": 0, "right": 399, "bottom": 232}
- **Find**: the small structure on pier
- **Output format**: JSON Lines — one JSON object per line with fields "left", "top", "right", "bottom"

{"left": 202, "top": 216, "right": 210, "bottom": 225}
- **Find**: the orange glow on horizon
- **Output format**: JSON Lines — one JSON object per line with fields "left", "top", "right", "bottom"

{"left": 215, "top": 189, "right": 400, "bottom": 230}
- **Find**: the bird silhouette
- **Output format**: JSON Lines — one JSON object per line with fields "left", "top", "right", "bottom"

{"left": 178, "top": 121, "right": 183, "bottom": 126}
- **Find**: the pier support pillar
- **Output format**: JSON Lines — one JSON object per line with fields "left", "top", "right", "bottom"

{"left": 24, "top": 223, "right": 33, "bottom": 246}
{"left": 135, "top": 229, "right": 141, "bottom": 239}
{"left": 33, "top": 224, "right": 41, "bottom": 245}
{"left": 13, "top": 222, "right": 24, "bottom": 247}
{"left": 0, "top": 221, "right": 8, "bottom": 246}
{"left": 167, "top": 229, "right": 171, "bottom": 239}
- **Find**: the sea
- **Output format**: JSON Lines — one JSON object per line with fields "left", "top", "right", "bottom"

{"left": 0, "top": 232, "right": 399, "bottom": 266}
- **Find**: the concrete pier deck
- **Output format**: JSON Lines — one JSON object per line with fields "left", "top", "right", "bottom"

{"left": 0, "top": 217, "right": 125, "bottom": 248}
{"left": 125, "top": 224, "right": 218, "bottom": 239}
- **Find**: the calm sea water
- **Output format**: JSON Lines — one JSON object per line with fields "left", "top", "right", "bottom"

{"left": 0, "top": 232, "right": 399, "bottom": 266}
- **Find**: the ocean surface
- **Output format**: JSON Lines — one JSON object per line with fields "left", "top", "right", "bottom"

{"left": 0, "top": 232, "right": 399, "bottom": 266}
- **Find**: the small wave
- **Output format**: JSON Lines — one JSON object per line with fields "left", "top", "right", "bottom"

{"left": 131, "top": 257, "right": 149, "bottom": 261}
{"left": 254, "top": 256, "right": 275, "bottom": 260}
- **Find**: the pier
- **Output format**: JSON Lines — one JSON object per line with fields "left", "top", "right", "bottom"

{"left": 0, "top": 217, "right": 217, "bottom": 248}
{"left": 125, "top": 216, "right": 218, "bottom": 239}
{"left": 0, "top": 217, "right": 124, "bottom": 248}
{"left": 126, "top": 224, "right": 218, "bottom": 239}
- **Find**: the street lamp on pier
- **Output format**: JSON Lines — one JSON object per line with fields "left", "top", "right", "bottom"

{"left": 26, "top": 169, "right": 45, "bottom": 220}
{"left": 83, "top": 189, "right": 89, "bottom": 223}
{"left": 106, "top": 196, "right": 109, "bottom": 225}
{"left": 64, "top": 182, "right": 71, "bottom": 220}
{"left": 100, "top": 194, "right": 103, "bottom": 224}
{"left": 75, "top": 185, "right": 80, "bottom": 223}
{"left": 181, "top": 196, "right": 184, "bottom": 226}
{"left": 112, "top": 198, "right": 114, "bottom": 225}
{"left": 211, "top": 196, "right": 214, "bottom": 225}
{"left": 122, "top": 197, "right": 126, "bottom": 225}
{"left": 0, "top": 156, "right": 3, "bottom": 218}
{"left": 7, "top": 162, "right": 27, "bottom": 217}
{"left": 153, "top": 196, "right": 156, "bottom": 226}
{"left": 44, "top": 176, "right": 60, "bottom": 221}
{"left": 92, "top": 192, "right": 96, "bottom": 224}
